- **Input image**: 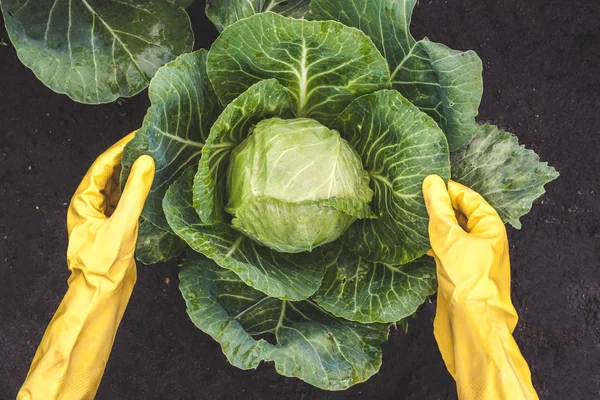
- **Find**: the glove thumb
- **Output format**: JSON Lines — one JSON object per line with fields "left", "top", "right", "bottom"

{"left": 111, "top": 155, "right": 155, "bottom": 233}
{"left": 423, "top": 175, "right": 464, "bottom": 251}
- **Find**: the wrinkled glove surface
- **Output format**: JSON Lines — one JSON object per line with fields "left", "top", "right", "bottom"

{"left": 423, "top": 175, "right": 538, "bottom": 400}
{"left": 18, "top": 133, "right": 154, "bottom": 400}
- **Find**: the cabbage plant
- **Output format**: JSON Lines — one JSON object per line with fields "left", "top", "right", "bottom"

{"left": 121, "top": 0, "right": 558, "bottom": 390}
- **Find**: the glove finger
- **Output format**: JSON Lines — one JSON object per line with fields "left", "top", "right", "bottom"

{"left": 447, "top": 180, "right": 505, "bottom": 238}
{"left": 67, "top": 136, "right": 136, "bottom": 232}
{"left": 422, "top": 175, "right": 464, "bottom": 252}
{"left": 110, "top": 155, "right": 155, "bottom": 234}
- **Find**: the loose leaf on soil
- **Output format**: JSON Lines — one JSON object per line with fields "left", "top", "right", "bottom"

{"left": 206, "top": 0, "right": 310, "bottom": 32}
{"left": 313, "top": 243, "right": 436, "bottom": 323}
{"left": 331, "top": 90, "right": 450, "bottom": 264}
{"left": 164, "top": 167, "right": 326, "bottom": 301}
{"left": 121, "top": 49, "right": 222, "bottom": 231}
{"left": 451, "top": 123, "right": 559, "bottom": 229}
{"left": 135, "top": 219, "right": 186, "bottom": 265}
{"left": 206, "top": 12, "right": 390, "bottom": 124}
{"left": 193, "top": 79, "right": 295, "bottom": 224}
{"left": 179, "top": 252, "right": 389, "bottom": 390}
{"left": 308, "top": 0, "right": 483, "bottom": 151}
{"left": 0, "top": 0, "right": 193, "bottom": 104}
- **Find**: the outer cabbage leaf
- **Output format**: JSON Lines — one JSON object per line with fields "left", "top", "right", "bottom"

{"left": 121, "top": 49, "right": 222, "bottom": 231}
{"left": 331, "top": 90, "right": 450, "bottom": 264}
{"left": 193, "top": 79, "right": 295, "bottom": 224}
{"left": 134, "top": 219, "right": 186, "bottom": 265}
{"left": 308, "top": 0, "right": 483, "bottom": 151}
{"left": 451, "top": 124, "right": 559, "bottom": 229}
{"left": 179, "top": 252, "right": 389, "bottom": 390}
{"left": 206, "top": 12, "right": 390, "bottom": 124}
{"left": 164, "top": 167, "right": 326, "bottom": 301}
{"left": 206, "top": 0, "right": 310, "bottom": 32}
{"left": 314, "top": 244, "right": 435, "bottom": 323}
{"left": 0, "top": 0, "right": 193, "bottom": 104}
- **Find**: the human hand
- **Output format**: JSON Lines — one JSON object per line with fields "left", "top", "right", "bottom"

{"left": 67, "top": 132, "right": 155, "bottom": 282}
{"left": 422, "top": 175, "right": 514, "bottom": 310}
{"left": 422, "top": 176, "right": 538, "bottom": 400}
{"left": 18, "top": 133, "right": 155, "bottom": 400}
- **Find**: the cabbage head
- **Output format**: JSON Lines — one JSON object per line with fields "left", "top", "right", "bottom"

{"left": 226, "top": 117, "right": 375, "bottom": 253}
{"left": 122, "top": 0, "right": 558, "bottom": 391}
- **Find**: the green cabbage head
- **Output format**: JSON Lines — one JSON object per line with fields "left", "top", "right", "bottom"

{"left": 121, "top": 0, "right": 558, "bottom": 391}
{"left": 227, "top": 117, "right": 374, "bottom": 253}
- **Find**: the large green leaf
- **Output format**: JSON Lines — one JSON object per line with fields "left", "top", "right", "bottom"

{"left": 164, "top": 167, "right": 326, "bottom": 301}
{"left": 135, "top": 219, "right": 186, "bottom": 265}
{"left": 121, "top": 49, "right": 222, "bottom": 231}
{"left": 179, "top": 253, "right": 389, "bottom": 390}
{"left": 308, "top": 0, "right": 483, "bottom": 151}
{"left": 206, "top": 12, "right": 390, "bottom": 125}
{"left": 0, "top": 0, "right": 193, "bottom": 104}
{"left": 331, "top": 90, "right": 450, "bottom": 264}
{"left": 451, "top": 124, "right": 559, "bottom": 229}
{"left": 206, "top": 0, "right": 310, "bottom": 32}
{"left": 193, "top": 79, "right": 295, "bottom": 224}
{"left": 313, "top": 244, "right": 436, "bottom": 323}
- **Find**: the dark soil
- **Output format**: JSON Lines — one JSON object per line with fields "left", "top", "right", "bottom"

{"left": 1, "top": 1, "right": 599, "bottom": 399}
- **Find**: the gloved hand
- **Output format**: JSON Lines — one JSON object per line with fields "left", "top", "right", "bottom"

{"left": 18, "top": 133, "right": 155, "bottom": 400}
{"left": 423, "top": 175, "right": 538, "bottom": 400}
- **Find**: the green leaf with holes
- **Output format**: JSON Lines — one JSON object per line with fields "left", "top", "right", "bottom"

{"left": 206, "top": 0, "right": 310, "bottom": 32}
{"left": 121, "top": 49, "right": 222, "bottom": 231}
{"left": 308, "top": 0, "right": 483, "bottom": 151}
{"left": 135, "top": 219, "right": 186, "bottom": 265}
{"left": 451, "top": 123, "right": 559, "bottom": 229}
{"left": 206, "top": 12, "right": 390, "bottom": 125}
{"left": 313, "top": 243, "right": 436, "bottom": 323}
{"left": 331, "top": 90, "right": 450, "bottom": 264}
{"left": 0, "top": 0, "right": 193, "bottom": 104}
{"left": 164, "top": 167, "right": 326, "bottom": 301}
{"left": 179, "top": 252, "right": 389, "bottom": 391}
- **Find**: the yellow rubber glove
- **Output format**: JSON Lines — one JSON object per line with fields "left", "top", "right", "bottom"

{"left": 18, "top": 133, "right": 155, "bottom": 400}
{"left": 423, "top": 175, "right": 538, "bottom": 400}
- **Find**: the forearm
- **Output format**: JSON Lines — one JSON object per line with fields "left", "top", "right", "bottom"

{"left": 443, "top": 301, "right": 538, "bottom": 400}
{"left": 18, "top": 266, "right": 136, "bottom": 400}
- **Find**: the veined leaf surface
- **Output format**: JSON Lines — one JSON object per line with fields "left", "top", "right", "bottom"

{"left": 207, "top": 12, "right": 390, "bottom": 125}
{"left": 135, "top": 219, "right": 186, "bottom": 265}
{"left": 164, "top": 167, "right": 325, "bottom": 301}
{"left": 1, "top": 0, "right": 193, "bottom": 104}
{"left": 451, "top": 124, "right": 559, "bottom": 229}
{"left": 332, "top": 90, "right": 450, "bottom": 264}
{"left": 314, "top": 243, "right": 436, "bottom": 323}
{"left": 206, "top": 0, "right": 310, "bottom": 32}
{"left": 308, "top": 0, "right": 483, "bottom": 151}
{"left": 121, "top": 50, "right": 222, "bottom": 231}
{"left": 179, "top": 253, "right": 388, "bottom": 390}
